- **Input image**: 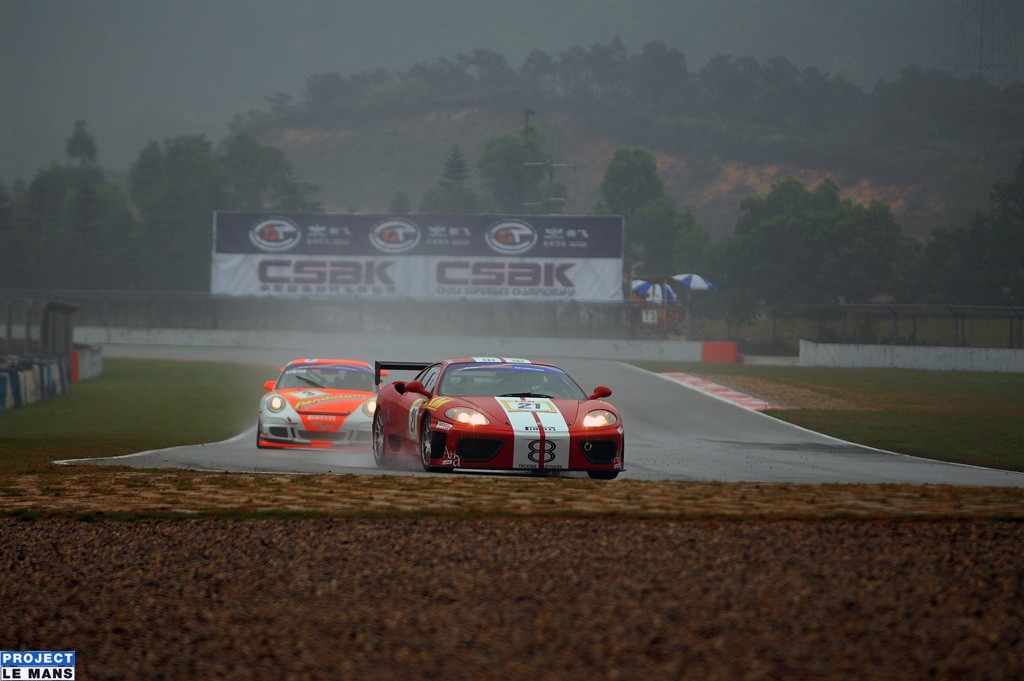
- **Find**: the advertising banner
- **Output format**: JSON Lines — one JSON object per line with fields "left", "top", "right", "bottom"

{"left": 211, "top": 212, "right": 624, "bottom": 302}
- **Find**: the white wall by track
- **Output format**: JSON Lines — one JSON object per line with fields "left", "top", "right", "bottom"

{"left": 73, "top": 326, "right": 706, "bottom": 364}
{"left": 800, "top": 340, "right": 1024, "bottom": 373}
{"left": 72, "top": 327, "right": 1024, "bottom": 372}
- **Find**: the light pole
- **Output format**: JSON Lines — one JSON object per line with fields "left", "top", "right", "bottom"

{"left": 522, "top": 108, "right": 534, "bottom": 212}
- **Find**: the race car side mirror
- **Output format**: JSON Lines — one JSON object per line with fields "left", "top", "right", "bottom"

{"left": 263, "top": 380, "right": 276, "bottom": 391}
{"left": 589, "top": 385, "right": 612, "bottom": 400}
{"left": 405, "top": 380, "right": 431, "bottom": 397}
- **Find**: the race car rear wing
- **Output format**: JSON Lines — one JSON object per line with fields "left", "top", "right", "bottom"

{"left": 375, "top": 361, "right": 431, "bottom": 386}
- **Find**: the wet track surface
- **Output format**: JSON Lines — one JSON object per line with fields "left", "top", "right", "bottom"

{"left": 66, "top": 348, "right": 1024, "bottom": 486}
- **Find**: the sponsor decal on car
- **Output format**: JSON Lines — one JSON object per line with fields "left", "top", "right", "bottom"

{"left": 494, "top": 397, "right": 570, "bottom": 470}
{"left": 470, "top": 357, "right": 532, "bottom": 364}
{"left": 408, "top": 398, "right": 426, "bottom": 439}
{"left": 290, "top": 390, "right": 326, "bottom": 398}
{"left": 294, "top": 394, "right": 365, "bottom": 409}
{"left": 497, "top": 397, "right": 559, "bottom": 413}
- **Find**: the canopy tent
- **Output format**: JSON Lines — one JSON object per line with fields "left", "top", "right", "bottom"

{"left": 671, "top": 273, "right": 717, "bottom": 291}
{"left": 631, "top": 279, "right": 678, "bottom": 303}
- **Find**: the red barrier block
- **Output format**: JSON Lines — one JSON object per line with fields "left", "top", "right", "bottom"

{"left": 701, "top": 341, "right": 739, "bottom": 364}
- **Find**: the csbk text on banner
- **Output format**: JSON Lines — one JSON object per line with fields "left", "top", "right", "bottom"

{"left": 210, "top": 212, "right": 625, "bottom": 302}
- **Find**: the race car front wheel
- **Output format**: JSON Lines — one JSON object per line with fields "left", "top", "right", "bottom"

{"left": 372, "top": 409, "right": 389, "bottom": 469}
{"left": 420, "top": 417, "right": 448, "bottom": 473}
{"left": 256, "top": 419, "right": 267, "bottom": 449}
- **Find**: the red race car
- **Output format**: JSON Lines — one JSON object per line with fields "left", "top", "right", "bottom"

{"left": 257, "top": 359, "right": 378, "bottom": 449}
{"left": 372, "top": 357, "right": 624, "bottom": 479}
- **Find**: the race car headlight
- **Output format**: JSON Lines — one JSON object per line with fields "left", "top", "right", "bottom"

{"left": 362, "top": 397, "right": 377, "bottom": 416}
{"left": 445, "top": 407, "right": 489, "bottom": 426}
{"left": 583, "top": 409, "right": 617, "bottom": 428}
{"left": 267, "top": 394, "right": 287, "bottom": 413}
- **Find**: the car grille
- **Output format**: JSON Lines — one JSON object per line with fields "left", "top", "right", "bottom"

{"left": 578, "top": 439, "right": 618, "bottom": 464}
{"left": 456, "top": 437, "right": 504, "bottom": 462}
{"left": 298, "top": 429, "right": 372, "bottom": 443}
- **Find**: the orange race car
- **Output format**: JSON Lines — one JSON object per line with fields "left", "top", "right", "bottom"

{"left": 257, "top": 359, "right": 378, "bottom": 449}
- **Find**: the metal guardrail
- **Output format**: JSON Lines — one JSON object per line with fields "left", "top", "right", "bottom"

{"left": 4, "top": 289, "right": 1023, "bottom": 351}
{"left": 834, "top": 304, "right": 1024, "bottom": 349}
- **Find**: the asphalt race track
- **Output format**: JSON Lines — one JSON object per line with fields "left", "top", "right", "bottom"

{"left": 62, "top": 344, "right": 1024, "bottom": 487}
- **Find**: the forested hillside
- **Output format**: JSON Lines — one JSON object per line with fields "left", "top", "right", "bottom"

{"left": 3, "top": 40, "right": 1022, "bottom": 307}
{"left": 229, "top": 40, "right": 1024, "bottom": 240}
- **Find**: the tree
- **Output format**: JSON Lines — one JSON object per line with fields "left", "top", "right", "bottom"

{"left": 587, "top": 37, "right": 629, "bottom": 96}
{"left": 629, "top": 41, "right": 691, "bottom": 112}
{"left": 19, "top": 161, "right": 137, "bottom": 290}
{"left": 519, "top": 50, "right": 557, "bottom": 99}
{"left": 923, "top": 149, "right": 1024, "bottom": 304}
{"left": 220, "top": 134, "right": 320, "bottom": 211}
{"left": 721, "top": 178, "right": 919, "bottom": 308}
{"left": 597, "top": 148, "right": 668, "bottom": 268}
{"left": 985, "top": 149, "right": 1024, "bottom": 303}
{"left": 697, "top": 55, "right": 760, "bottom": 120}
{"left": 126, "top": 133, "right": 319, "bottom": 290}
{"left": 598, "top": 148, "right": 664, "bottom": 219}
{"left": 302, "top": 72, "right": 350, "bottom": 119}
{"left": 65, "top": 120, "right": 97, "bottom": 166}
{"left": 441, "top": 145, "right": 469, "bottom": 187}
{"left": 420, "top": 145, "right": 480, "bottom": 213}
{"left": 672, "top": 207, "right": 711, "bottom": 275}
{"left": 69, "top": 177, "right": 101, "bottom": 285}
{"left": 390, "top": 191, "right": 411, "bottom": 214}
{"left": 0, "top": 179, "right": 19, "bottom": 287}
{"left": 457, "top": 48, "right": 517, "bottom": 96}
{"left": 476, "top": 127, "right": 549, "bottom": 213}
{"left": 129, "top": 136, "right": 226, "bottom": 290}
{"left": 419, "top": 185, "right": 481, "bottom": 214}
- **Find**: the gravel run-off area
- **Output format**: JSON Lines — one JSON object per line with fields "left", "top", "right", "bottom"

{"left": 3, "top": 509, "right": 1023, "bottom": 680}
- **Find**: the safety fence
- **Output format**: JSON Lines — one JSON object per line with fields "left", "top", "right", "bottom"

{"left": 4, "top": 289, "right": 1024, "bottom": 355}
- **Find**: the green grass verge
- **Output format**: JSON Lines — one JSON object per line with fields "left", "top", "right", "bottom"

{"left": 0, "top": 358, "right": 276, "bottom": 473}
{"left": 2, "top": 358, "right": 1022, "bottom": 475}
{"left": 634, "top": 361, "right": 1024, "bottom": 472}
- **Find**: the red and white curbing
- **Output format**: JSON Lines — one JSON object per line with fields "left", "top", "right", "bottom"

{"left": 661, "top": 372, "right": 787, "bottom": 412}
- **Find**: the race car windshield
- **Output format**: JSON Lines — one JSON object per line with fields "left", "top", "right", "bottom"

{"left": 439, "top": 365, "right": 586, "bottom": 399}
{"left": 277, "top": 367, "right": 376, "bottom": 392}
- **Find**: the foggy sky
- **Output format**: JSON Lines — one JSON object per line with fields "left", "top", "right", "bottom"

{"left": 1, "top": 0, "right": 966, "bottom": 183}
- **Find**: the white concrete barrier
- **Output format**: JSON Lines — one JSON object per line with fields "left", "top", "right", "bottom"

{"left": 800, "top": 340, "right": 1024, "bottom": 373}
{"left": 74, "top": 326, "right": 707, "bottom": 364}
{"left": 72, "top": 345, "right": 104, "bottom": 381}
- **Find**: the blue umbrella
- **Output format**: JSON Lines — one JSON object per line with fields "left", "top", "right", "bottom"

{"left": 631, "top": 279, "right": 678, "bottom": 302}
{"left": 671, "top": 273, "right": 717, "bottom": 291}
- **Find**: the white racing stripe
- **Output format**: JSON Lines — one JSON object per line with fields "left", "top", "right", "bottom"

{"left": 495, "top": 398, "right": 571, "bottom": 470}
